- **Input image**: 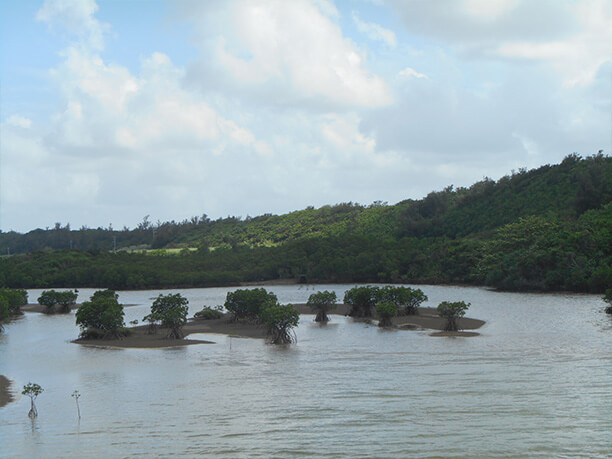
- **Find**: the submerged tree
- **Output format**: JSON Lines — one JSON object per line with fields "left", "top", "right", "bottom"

{"left": 376, "top": 301, "right": 398, "bottom": 327}
{"left": 260, "top": 303, "right": 299, "bottom": 344}
{"left": 22, "top": 382, "right": 44, "bottom": 418}
{"left": 307, "top": 290, "right": 337, "bottom": 322}
{"left": 437, "top": 301, "right": 470, "bottom": 332}
{"left": 75, "top": 292, "right": 126, "bottom": 339}
{"left": 604, "top": 289, "right": 612, "bottom": 315}
{"left": 148, "top": 293, "right": 189, "bottom": 339}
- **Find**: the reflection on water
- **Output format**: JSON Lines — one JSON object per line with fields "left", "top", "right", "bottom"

{"left": 1, "top": 285, "right": 611, "bottom": 457}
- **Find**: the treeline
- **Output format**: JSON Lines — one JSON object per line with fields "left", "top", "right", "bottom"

{"left": 0, "top": 153, "right": 610, "bottom": 292}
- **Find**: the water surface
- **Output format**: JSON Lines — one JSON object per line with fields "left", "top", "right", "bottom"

{"left": 1, "top": 285, "right": 610, "bottom": 457}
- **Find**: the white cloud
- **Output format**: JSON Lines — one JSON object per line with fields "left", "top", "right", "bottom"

{"left": 36, "top": 0, "right": 109, "bottom": 50}
{"left": 187, "top": 0, "right": 392, "bottom": 108}
{"left": 398, "top": 67, "right": 428, "bottom": 79}
{"left": 352, "top": 11, "right": 397, "bottom": 48}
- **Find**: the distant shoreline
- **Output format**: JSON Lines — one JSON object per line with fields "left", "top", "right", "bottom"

{"left": 72, "top": 304, "right": 485, "bottom": 349}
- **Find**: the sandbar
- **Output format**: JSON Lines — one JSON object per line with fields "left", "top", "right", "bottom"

{"left": 73, "top": 304, "right": 485, "bottom": 348}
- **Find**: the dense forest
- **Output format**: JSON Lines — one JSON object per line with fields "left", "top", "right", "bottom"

{"left": 1, "top": 153, "right": 610, "bottom": 292}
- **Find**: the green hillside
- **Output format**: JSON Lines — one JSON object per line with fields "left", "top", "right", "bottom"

{"left": 1, "top": 153, "right": 610, "bottom": 292}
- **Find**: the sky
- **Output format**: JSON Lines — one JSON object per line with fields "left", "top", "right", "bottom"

{"left": 1, "top": 0, "right": 610, "bottom": 233}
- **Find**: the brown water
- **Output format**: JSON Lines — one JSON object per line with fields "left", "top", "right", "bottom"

{"left": 1, "top": 285, "right": 611, "bottom": 457}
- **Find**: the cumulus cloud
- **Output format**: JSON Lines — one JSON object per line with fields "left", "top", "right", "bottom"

{"left": 36, "top": 0, "right": 109, "bottom": 50}
{"left": 185, "top": 0, "right": 392, "bottom": 109}
{"left": 388, "top": 0, "right": 612, "bottom": 87}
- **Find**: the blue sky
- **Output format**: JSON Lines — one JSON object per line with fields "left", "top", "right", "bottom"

{"left": 1, "top": 0, "right": 610, "bottom": 232}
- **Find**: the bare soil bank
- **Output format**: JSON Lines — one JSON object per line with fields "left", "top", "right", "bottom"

{"left": 0, "top": 375, "right": 14, "bottom": 408}
{"left": 74, "top": 304, "right": 485, "bottom": 349}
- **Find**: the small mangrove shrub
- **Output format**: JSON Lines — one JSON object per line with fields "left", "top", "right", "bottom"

{"left": 437, "top": 301, "right": 470, "bottom": 332}
{"left": 38, "top": 290, "right": 78, "bottom": 313}
{"left": 307, "top": 290, "right": 337, "bottom": 322}
{"left": 224, "top": 288, "right": 278, "bottom": 322}
{"left": 376, "top": 301, "right": 398, "bottom": 327}
{"left": 22, "top": 382, "right": 43, "bottom": 418}
{"left": 260, "top": 303, "right": 299, "bottom": 344}
{"left": 147, "top": 293, "right": 189, "bottom": 339}
{"left": 194, "top": 305, "right": 224, "bottom": 320}
{"left": 343, "top": 286, "right": 379, "bottom": 318}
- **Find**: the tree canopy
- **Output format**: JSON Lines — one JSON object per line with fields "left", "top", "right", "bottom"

{"left": 437, "top": 301, "right": 470, "bottom": 332}
{"left": 307, "top": 290, "right": 337, "bottom": 322}
{"left": 147, "top": 293, "right": 189, "bottom": 339}
{"left": 260, "top": 302, "right": 299, "bottom": 344}
{"left": 75, "top": 291, "right": 125, "bottom": 338}
{"left": 224, "top": 288, "right": 277, "bottom": 321}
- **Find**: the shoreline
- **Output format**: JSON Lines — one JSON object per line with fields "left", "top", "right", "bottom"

{"left": 0, "top": 375, "right": 14, "bottom": 408}
{"left": 73, "top": 304, "right": 485, "bottom": 349}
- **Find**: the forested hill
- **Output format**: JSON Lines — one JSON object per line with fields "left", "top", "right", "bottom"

{"left": 1, "top": 153, "right": 611, "bottom": 292}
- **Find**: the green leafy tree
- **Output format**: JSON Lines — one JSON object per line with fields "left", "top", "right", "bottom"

{"left": 437, "top": 301, "right": 470, "bottom": 332}
{"left": 604, "top": 289, "right": 612, "bottom": 314}
{"left": 148, "top": 293, "right": 189, "bottom": 339}
{"left": 377, "top": 286, "right": 428, "bottom": 315}
{"left": 57, "top": 290, "right": 78, "bottom": 313}
{"left": 260, "top": 303, "right": 300, "bottom": 344}
{"left": 224, "top": 288, "right": 277, "bottom": 321}
{"left": 38, "top": 290, "right": 59, "bottom": 313}
{"left": 91, "top": 289, "right": 119, "bottom": 302}
{"left": 75, "top": 292, "right": 125, "bottom": 339}
{"left": 343, "top": 286, "right": 379, "bottom": 317}
{"left": 307, "top": 290, "right": 337, "bottom": 322}
{"left": 0, "top": 288, "right": 27, "bottom": 314}
{"left": 376, "top": 301, "right": 398, "bottom": 327}
{"left": 22, "top": 382, "right": 43, "bottom": 418}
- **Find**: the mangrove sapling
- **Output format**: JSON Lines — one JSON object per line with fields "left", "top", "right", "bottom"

{"left": 437, "top": 301, "right": 470, "bottom": 332}
{"left": 22, "top": 382, "right": 43, "bottom": 418}
{"left": 307, "top": 290, "right": 337, "bottom": 322}
{"left": 604, "top": 289, "right": 612, "bottom": 315}
{"left": 260, "top": 303, "right": 300, "bottom": 344}
{"left": 72, "top": 390, "right": 81, "bottom": 419}
{"left": 376, "top": 301, "right": 398, "bottom": 327}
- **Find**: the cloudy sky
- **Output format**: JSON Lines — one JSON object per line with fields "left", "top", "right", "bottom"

{"left": 1, "top": 0, "right": 610, "bottom": 232}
